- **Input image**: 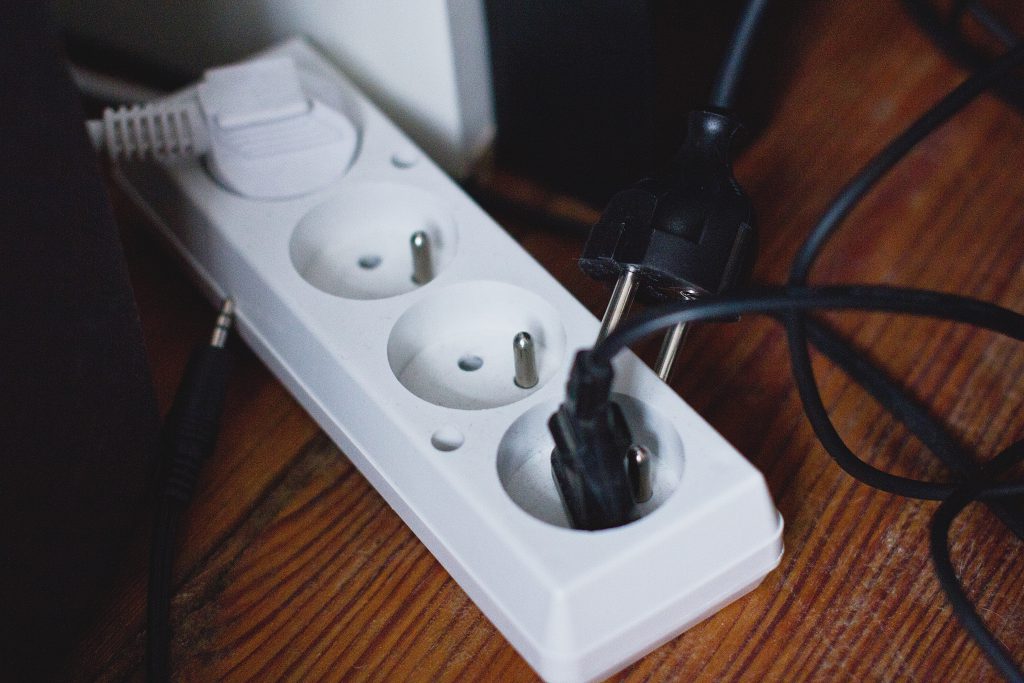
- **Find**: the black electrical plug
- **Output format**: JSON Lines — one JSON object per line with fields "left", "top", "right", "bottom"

{"left": 551, "top": 0, "right": 769, "bottom": 533}
{"left": 550, "top": 110, "right": 758, "bottom": 531}
{"left": 580, "top": 109, "right": 758, "bottom": 379}
{"left": 548, "top": 351, "right": 639, "bottom": 530}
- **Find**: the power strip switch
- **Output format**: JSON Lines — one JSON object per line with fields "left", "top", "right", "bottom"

{"left": 115, "top": 39, "right": 783, "bottom": 683}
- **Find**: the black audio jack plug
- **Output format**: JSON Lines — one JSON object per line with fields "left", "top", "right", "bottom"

{"left": 148, "top": 299, "right": 235, "bottom": 683}
{"left": 156, "top": 299, "right": 235, "bottom": 506}
{"left": 580, "top": 108, "right": 758, "bottom": 381}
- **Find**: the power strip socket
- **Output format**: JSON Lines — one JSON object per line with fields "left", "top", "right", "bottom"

{"left": 116, "top": 39, "right": 783, "bottom": 683}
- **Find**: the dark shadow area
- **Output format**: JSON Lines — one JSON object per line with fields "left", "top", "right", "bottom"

{"left": 485, "top": 0, "right": 811, "bottom": 207}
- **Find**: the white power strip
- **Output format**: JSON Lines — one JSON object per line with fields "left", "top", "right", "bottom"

{"left": 116, "top": 39, "right": 783, "bottom": 683}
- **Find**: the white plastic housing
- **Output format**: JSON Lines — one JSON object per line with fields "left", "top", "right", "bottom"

{"left": 57, "top": 0, "right": 493, "bottom": 177}
{"left": 116, "top": 40, "right": 783, "bottom": 683}
{"left": 198, "top": 56, "right": 360, "bottom": 199}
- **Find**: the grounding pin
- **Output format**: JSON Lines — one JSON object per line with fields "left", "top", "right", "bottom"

{"left": 625, "top": 444, "right": 653, "bottom": 504}
{"left": 410, "top": 230, "right": 434, "bottom": 284}
{"left": 596, "top": 266, "right": 640, "bottom": 345}
{"left": 513, "top": 331, "right": 539, "bottom": 389}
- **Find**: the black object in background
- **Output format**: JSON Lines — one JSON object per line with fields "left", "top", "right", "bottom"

{"left": 0, "top": 3, "right": 159, "bottom": 679}
{"left": 484, "top": 1, "right": 795, "bottom": 206}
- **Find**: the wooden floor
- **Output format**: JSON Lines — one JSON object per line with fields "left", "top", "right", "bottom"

{"left": 74, "top": 1, "right": 1024, "bottom": 680}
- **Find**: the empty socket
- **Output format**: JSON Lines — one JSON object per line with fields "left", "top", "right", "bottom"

{"left": 289, "top": 181, "right": 456, "bottom": 300}
{"left": 497, "top": 394, "right": 685, "bottom": 528}
{"left": 386, "top": 282, "right": 566, "bottom": 409}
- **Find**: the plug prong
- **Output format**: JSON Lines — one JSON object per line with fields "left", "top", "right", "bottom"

{"left": 596, "top": 266, "right": 640, "bottom": 344}
{"left": 654, "top": 292, "right": 697, "bottom": 382}
{"left": 513, "top": 331, "right": 539, "bottom": 388}
{"left": 654, "top": 322, "right": 690, "bottom": 382}
{"left": 625, "top": 444, "right": 653, "bottom": 504}
{"left": 410, "top": 230, "right": 433, "bottom": 284}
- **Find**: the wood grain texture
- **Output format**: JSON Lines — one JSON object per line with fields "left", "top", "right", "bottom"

{"left": 72, "top": 1, "right": 1024, "bottom": 680}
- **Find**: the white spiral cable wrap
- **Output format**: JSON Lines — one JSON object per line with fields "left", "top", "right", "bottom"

{"left": 88, "top": 100, "right": 210, "bottom": 161}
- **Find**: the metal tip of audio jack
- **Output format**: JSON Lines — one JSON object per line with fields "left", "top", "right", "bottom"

{"left": 513, "top": 331, "right": 539, "bottom": 389}
{"left": 410, "top": 230, "right": 434, "bottom": 284}
{"left": 210, "top": 299, "right": 235, "bottom": 348}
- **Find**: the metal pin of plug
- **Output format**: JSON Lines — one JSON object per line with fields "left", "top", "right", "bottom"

{"left": 653, "top": 292, "right": 697, "bottom": 383}
{"left": 625, "top": 444, "right": 653, "bottom": 504}
{"left": 513, "top": 331, "right": 539, "bottom": 389}
{"left": 209, "top": 299, "right": 235, "bottom": 348}
{"left": 410, "top": 230, "right": 434, "bottom": 284}
{"left": 654, "top": 322, "right": 690, "bottom": 382}
{"left": 596, "top": 266, "right": 641, "bottom": 345}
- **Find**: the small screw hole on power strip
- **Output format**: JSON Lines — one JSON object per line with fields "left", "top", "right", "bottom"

{"left": 458, "top": 354, "right": 483, "bottom": 372}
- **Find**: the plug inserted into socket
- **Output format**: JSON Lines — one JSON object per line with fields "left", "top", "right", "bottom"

{"left": 498, "top": 394, "right": 684, "bottom": 528}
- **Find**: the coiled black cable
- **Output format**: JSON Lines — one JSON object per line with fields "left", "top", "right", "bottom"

{"left": 902, "top": 0, "right": 1024, "bottom": 111}
{"left": 931, "top": 442, "right": 1024, "bottom": 682}
{"left": 781, "top": 38, "right": 1024, "bottom": 680}
{"left": 581, "top": 42, "right": 1024, "bottom": 679}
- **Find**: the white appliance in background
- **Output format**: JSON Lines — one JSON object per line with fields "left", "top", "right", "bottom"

{"left": 56, "top": 0, "right": 494, "bottom": 178}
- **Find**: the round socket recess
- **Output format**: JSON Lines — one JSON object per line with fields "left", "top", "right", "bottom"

{"left": 386, "top": 282, "right": 566, "bottom": 410}
{"left": 497, "top": 395, "right": 685, "bottom": 529}
{"left": 289, "top": 182, "right": 456, "bottom": 300}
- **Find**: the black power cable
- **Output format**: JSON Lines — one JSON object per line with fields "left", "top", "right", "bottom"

{"left": 147, "top": 502, "right": 179, "bottom": 682}
{"left": 583, "top": 297, "right": 1024, "bottom": 679}
{"left": 573, "top": 0, "right": 773, "bottom": 412}
{"left": 931, "top": 442, "right": 1024, "bottom": 683}
{"left": 709, "top": 0, "right": 773, "bottom": 111}
{"left": 554, "top": 42, "right": 1024, "bottom": 680}
{"left": 803, "top": 318, "right": 1024, "bottom": 538}
{"left": 594, "top": 286, "right": 1024, "bottom": 364}
{"left": 780, "top": 38, "right": 1024, "bottom": 503}
{"left": 780, "top": 38, "right": 1024, "bottom": 679}
{"left": 788, "top": 41, "right": 1024, "bottom": 284}
{"left": 902, "top": 0, "right": 1024, "bottom": 111}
